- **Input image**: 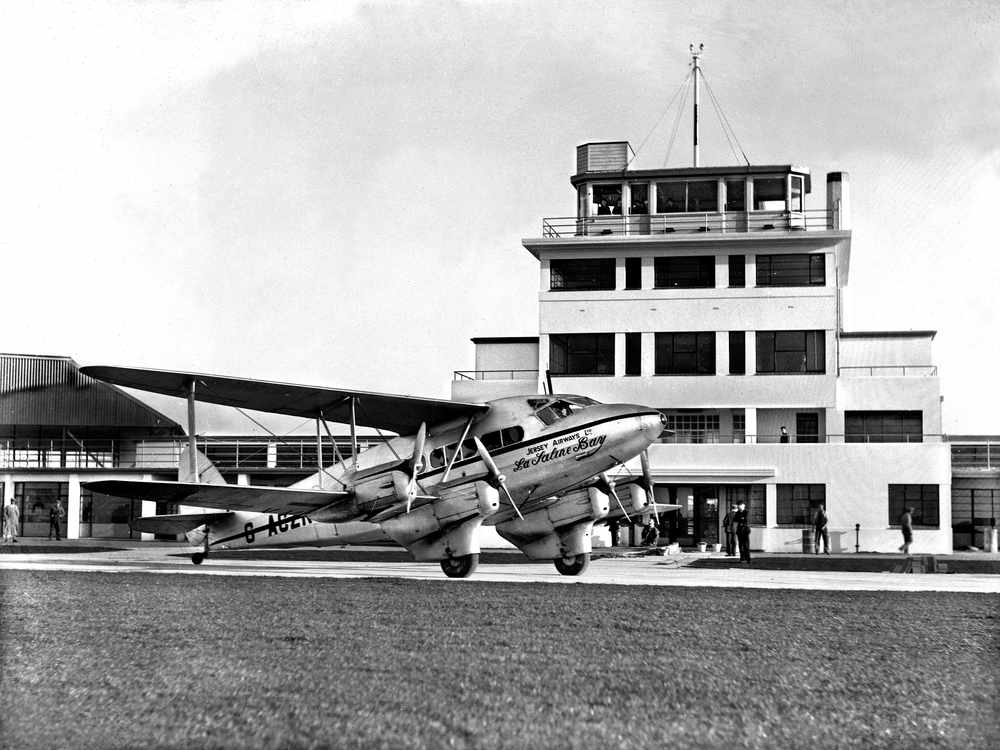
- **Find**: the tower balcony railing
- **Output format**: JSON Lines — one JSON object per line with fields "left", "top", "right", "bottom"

{"left": 453, "top": 369, "right": 539, "bottom": 381}
{"left": 838, "top": 365, "right": 938, "bottom": 377}
{"left": 541, "top": 209, "right": 834, "bottom": 238}
{"left": 657, "top": 432, "right": 944, "bottom": 445}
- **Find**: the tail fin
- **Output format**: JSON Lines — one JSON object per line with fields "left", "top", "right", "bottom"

{"left": 178, "top": 445, "right": 228, "bottom": 485}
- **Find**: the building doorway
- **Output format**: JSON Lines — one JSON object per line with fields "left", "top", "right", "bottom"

{"left": 657, "top": 484, "right": 720, "bottom": 546}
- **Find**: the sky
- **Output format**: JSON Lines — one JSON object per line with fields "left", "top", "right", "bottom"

{"left": 1, "top": 0, "right": 998, "bottom": 434}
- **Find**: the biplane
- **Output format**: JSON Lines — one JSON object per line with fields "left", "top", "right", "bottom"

{"left": 82, "top": 366, "right": 668, "bottom": 577}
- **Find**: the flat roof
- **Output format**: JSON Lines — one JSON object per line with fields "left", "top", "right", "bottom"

{"left": 840, "top": 330, "right": 937, "bottom": 339}
{"left": 571, "top": 164, "right": 811, "bottom": 187}
{"left": 471, "top": 337, "right": 538, "bottom": 345}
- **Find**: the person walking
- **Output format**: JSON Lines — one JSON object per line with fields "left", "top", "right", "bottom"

{"left": 813, "top": 504, "right": 830, "bottom": 554}
{"left": 898, "top": 507, "right": 914, "bottom": 554}
{"left": 735, "top": 501, "right": 751, "bottom": 564}
{"left": 722, "top": 504, "right": 737, "bottom": 557}
{"left": 48, "top": 500, "right": 65, "bottom": 541}
{"left": 3, "top": 499, "right": 20, "bottom": 544}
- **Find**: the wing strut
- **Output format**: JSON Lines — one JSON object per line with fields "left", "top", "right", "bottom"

{"left": 442, "top": 417, "right": 473, "bottom": 483}
{"left": 187, "top": 378, "right": 199, "bottom": 483}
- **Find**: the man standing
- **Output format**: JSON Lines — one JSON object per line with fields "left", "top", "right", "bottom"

{"left": 722, "top": 504, "right": 737, "bottom": 557}
{"left": 3, "top": 499, "right": 20, "bottom": 544}
{"left": 899, "top": 507, "right": 914, "bottom": 555}
{"left": 48, "top": 500, "right": 65, "bottom": 541}
{"left": 735, "top": 501, "right": 751, "bottom": 564}
{"left": 813, "top": 504, "right": 830, "bottom": 554}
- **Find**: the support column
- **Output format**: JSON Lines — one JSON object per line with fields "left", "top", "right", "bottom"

{"left": 745, "top": 407, "right": 758, "bottom": 445}
{"left": 140, "top": 499, "right": 156, "bottom": 541}
{"left": 715, "top": 254, "right": 728, "bottom": 288}
{"left": 614, "top": 333, "right": 626, "bottom": 377}
{"left": 641, "top": 332, "right": 655, "bottom": 377}
{"left": 66, "top": 475, "right": 81, "bottom": 539}
{"left": 615, "top": 257, "right": 626, "bottom": 290}
{"left": 716, "top": 331, "right": 729, "bottom": 375}
{"left": 539, "top": 258, "right": 551, "bottom": 292}
{"left": 641, "top": 256, "right": 654, "bottom": 290}
{"left": 186, "top": 379, "right": 198, "bottom": 483}
{"left": 765, "top": 483, "right": 777, "bottom": 527}
{"left": 745, "top": 331, "right": 757, "bottom": 376}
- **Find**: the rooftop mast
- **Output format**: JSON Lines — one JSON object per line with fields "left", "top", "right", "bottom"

{"left": 690, "top": 43, "right": 703, "bottom": 167}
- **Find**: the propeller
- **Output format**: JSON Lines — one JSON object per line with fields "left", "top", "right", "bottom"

{"left": 595, "top": 472, "right": 631, "bottom": 523}
{"left": 472, "top": 436, "right": 524, "bottom": 520}
{"left": 404, "top": 423, "right": 427, "bottom": 513}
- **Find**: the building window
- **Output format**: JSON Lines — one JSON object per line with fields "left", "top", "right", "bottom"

{"left": 951, "top": 488, "right": 998, "bottom": 533}
{"left": 790, "top": 175, "right": 804, "bottom": 212}
{"left": 729, "top": 331, "right": 745, "bottom": 375}
{"left": 777, "top": 484, "right": 826, "bottom": 525}
{"left": 593, "top": 184, "right": 622, "bottom": 215}
{"left": 13, "top": 482, "right": 68, "bottom": 538}
{"left": 845, "top": 411, "right": 923, "bottom": 443}
{"left": 549, "top": 258, "right": 616, "bottom": 291}
{"left": 756, "top": 330, "right": 825, "bottom": 374}
{"left": 655, "top": 332, "right": 716, "bottom": 375}
{"left": 889, "top": 485, "right": 940, "bottom": 528}
{"left": 79, "top": 489, "right": 139, "bottom": 539}
{"left": 796, "top": 413, "right": 820, "bottom": 443}
{"left": 655, "top": 180, "right": 718, "bottom": 213}
{"left": 752, "top": 177, "right": 786, "bottom": 210}
{"left": 732, "top": 413, "right": 746, "bottom": 443}
{"left": 549, "top": 333, "right": 614, "bottom": 375}
{"left": 725, "top": 179, "right": 745, "bottom": 212}
{"left": 728, "top": 255, "right": 745, "bottom": 287}
{"left": 727, "top": 485, "right": 765, "bottom": 525}
{"left": 756, "top": 254, "right": 825, "bottom": 287}
{"left": 629, "top": 184, "right": 649, "bottom": 215}
{"left": 654, "top": 256, "right": 715, "bottom": 288}
{"left": 625, "top": 257, "right": 642, "bottom": 290}
{"left": 624, "top": 333, "right": 641, "bottom": 376}
{"left": 662, "top": 413, "right": 720, "bottom": 443}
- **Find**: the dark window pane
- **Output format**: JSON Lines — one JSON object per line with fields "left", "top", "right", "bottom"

{"left": 655, "top": 332, "right": 716, "bottom": 375}
{"left": 656, "top": 182, "right": 685, "bottom": 213}
{"left": 729, "top": 331, "right": 745, "bottom": 375}
{"left": 549, "top": 334, "right": 615, "bottom": 375}
{"left": 625, "top": 257, "right": 642, "bottom": 290}
{"left": 756, "top": 330, "right": 825, "bottom": 374}
{"left": 593, "top": 184, "right": 622, "bottom": 215}
{"left": 728, "top": 255, "right": 745, "bottom": 287}
{"left": 625, "top": 333, "right": 641, "bottom": 376}
{"left": 550, "top": 258, "right": 616, "bottom": 291}
{"left": 654, "top": 256, "right": 715, "bottom": 288}
{"left": 777, "top": 484, "right": 825, "bottom": 525}
{"left": 753, "top": 177, "right": 786, "bottom": 210}
{"left": 629, "top": 184, "right": 649, "bottom": 215}
{"left": 845, "top": 411, "right": 923, "bottom": 443}
{"left": 688, "top": 180, "right": 718, "bottom": 212}
{"left": 889, "top": 485, "right": 939, "bottom": 527}
{"left": 756, "top": 254, "right": 825, "bottom": 287}
{"left": 725, "top": 179, "right": 746, "bottom": 212}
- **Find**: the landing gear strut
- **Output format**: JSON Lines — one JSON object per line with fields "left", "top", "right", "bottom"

{"left": 554, "top": 552, "right": 590, "bottom": 576}
{"left": 440, "top": 553, "right": 479, "bottom": 578}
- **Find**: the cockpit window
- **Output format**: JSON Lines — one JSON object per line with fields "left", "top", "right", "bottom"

{"left": 530, "top": 397, "right": 599, "bottom": 425}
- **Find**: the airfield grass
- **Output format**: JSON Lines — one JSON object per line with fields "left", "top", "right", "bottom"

{"left": 1, "top": 573, "right": 998, "bottom": 750}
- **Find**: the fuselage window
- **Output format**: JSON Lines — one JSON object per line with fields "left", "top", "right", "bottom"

{"left": 429, "top": 447, "right": 445, "bottom": 468}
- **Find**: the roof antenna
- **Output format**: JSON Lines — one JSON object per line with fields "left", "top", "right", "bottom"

{"left": 690, "top": 43, "right": 704, "bottom": 167}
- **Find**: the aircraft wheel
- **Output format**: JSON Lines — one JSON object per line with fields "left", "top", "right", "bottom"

{"left": 554, "top": 553, "right": 590, "bottom": 576}
{"left": 191, "top": 553, "right": 205, "bottom": 565}
{"left": 440, "top": 554, "right": 478, "bottom": 578}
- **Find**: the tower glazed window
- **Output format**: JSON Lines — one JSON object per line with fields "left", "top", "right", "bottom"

{"left": 549, "top": 258, "right": 616, "bottom": 291}
{"left": 549, "top": 334, "right": 615, "bottom": 375}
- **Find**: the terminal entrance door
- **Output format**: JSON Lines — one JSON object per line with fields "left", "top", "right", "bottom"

{"left": 659, "top": 485, "right": 720, "bottom": 546}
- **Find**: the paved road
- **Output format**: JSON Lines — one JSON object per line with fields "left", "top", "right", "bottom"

{"left": 2, "top": 547, "right": 998, "bottom": 593}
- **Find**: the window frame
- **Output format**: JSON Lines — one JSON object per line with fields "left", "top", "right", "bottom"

{"left": 845, "top": 411, "right": 923, "bottom": 443}
{"left": 755, "top": 330, "right": 826, "bottom": 374}
{"left": 624, "top": 332, "right": 641, "bottom": 376}
{"left": 549, "top": 333, "right": 615, "bottom": 376}
{"left": 653, "top": 256, "right": 715, "bottom": 289}
{"left": 755, "top": 254, "right": 825, "bottom": 287}
{"left": 776, "top": 484, "right": 826, "bottom": 526}
{"left": 624, "top": 257, "right": 642, "bottom": 290}
{"left": 549, "top": 258, "right": 617, "bottom": 291}
{"left": 655, "top": 332, "right": 716, "bottom": 376}
{"left": 728, "top": 254, "right": 745, "bottom": 288}
{"left": 888, "top": 485, "right": 940, "bottom": 528}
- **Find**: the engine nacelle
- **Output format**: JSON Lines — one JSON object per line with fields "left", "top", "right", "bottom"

{"left": 495, "top": 487, "right": 609, "bottom": 560}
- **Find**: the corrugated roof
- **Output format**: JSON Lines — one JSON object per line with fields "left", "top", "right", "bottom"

{"left": 0, "top": 353, "right": 183, "bottom": 430}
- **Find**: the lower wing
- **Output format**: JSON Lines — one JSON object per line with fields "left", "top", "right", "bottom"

{"left": 129, "top": 512, "right": 234, "bottom": 535}
{"left": 84, "top": 480, "right": 355, "bottom": 519}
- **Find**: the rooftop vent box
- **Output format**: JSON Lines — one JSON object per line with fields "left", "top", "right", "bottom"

{"left": 576, "top": 141, "right": 631, "bottom": 174}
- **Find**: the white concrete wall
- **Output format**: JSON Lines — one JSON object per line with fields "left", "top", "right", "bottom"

{"left": 840, "top": 335, "right": 934, "bottom": 367}
{"left": 837, "top": 377, "right": 943, "bottom": 436}
{"left": 474, "top": 342, "right": 539, "bottom": 372}
{"left": 647, "top": 441, "right": 952, "bottom": 554}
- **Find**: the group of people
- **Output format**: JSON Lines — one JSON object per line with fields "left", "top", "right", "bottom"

{"left": 721, "top": 502, "right": 753, "bottom": 563}
{"left": 1, "top": 498, "right": 65, "bottom": 544}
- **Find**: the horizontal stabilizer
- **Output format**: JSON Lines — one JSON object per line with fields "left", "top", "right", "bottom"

{"left": 84, "top": 479, "right": 354, "bottom": 518}
{"left": 130, "top": 512, "right": 233, "bottom": 535}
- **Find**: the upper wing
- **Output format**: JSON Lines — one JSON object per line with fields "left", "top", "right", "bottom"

{"left": 84, "top": 480, "right": 357, "bottom": 519}
{"left": 80, "top": 365, "right": 489, "bottom": 435}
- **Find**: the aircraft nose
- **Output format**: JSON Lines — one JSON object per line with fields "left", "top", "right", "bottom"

{"left": 625, "top": 406, "right": 667, "bottom": 443}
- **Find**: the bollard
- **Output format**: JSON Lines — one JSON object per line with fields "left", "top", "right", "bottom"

{"left": 854, "top": 523, "right": 860, "bottom": 553}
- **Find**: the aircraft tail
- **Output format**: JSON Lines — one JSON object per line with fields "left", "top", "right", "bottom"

{"left": 178, "top": 445, "right": 227, "bottom": 485}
